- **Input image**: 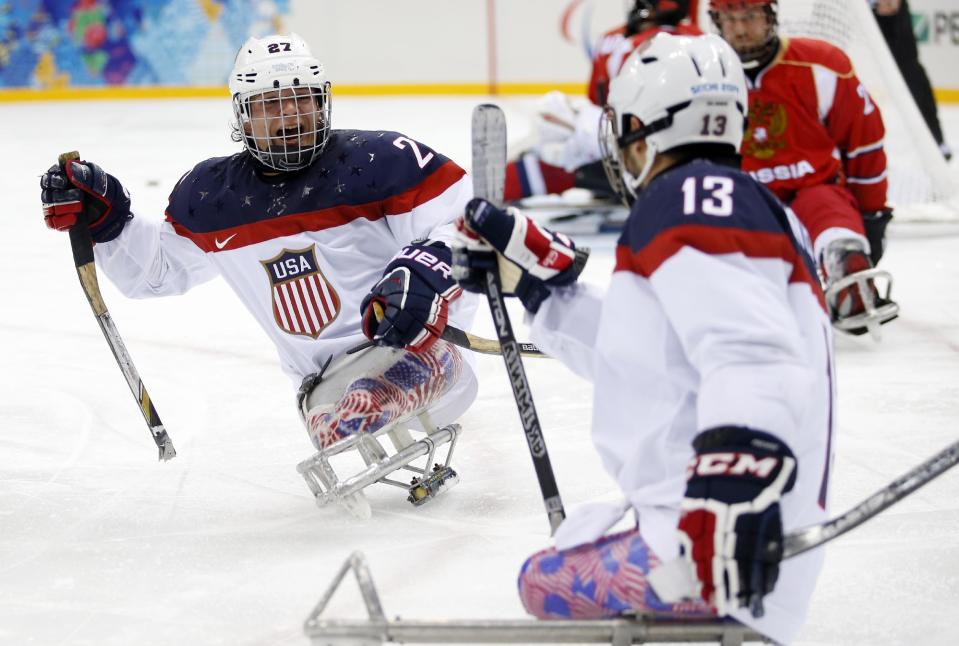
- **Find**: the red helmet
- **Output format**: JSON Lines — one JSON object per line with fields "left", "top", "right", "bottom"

{"left": 626, "top": 0, "right": 690, "bottom": 35}
{"left": 709, "top": 0, "right": 774, "bottom": 9}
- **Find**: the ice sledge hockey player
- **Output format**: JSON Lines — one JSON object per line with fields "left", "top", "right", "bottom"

{"left": 454, "top": 33, "right": 833, "bottom": 644}
{"left": 504, "top": 0, "right": 700, "bottom": 202}
{"left": 40, "top": 33, "right": 478, "bottom": 509}
{"left": 710, "top": 0, "right": 898, "bottom": 338}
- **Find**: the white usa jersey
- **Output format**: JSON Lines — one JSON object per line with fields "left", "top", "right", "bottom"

{"left": 93, "top": 130, "right": 478, "bottom": 386}
{"left": 529, "top": 159, "right": 835, "bottom": 644}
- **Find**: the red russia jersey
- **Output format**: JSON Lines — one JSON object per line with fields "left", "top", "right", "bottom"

{"left": 588, "top": 23, "right": 702, "bottom": 105}
{"left": 588, "top": 25, "right": 626, "bottom": 106}
{"left": 741, "top": 37, "right": 888, "bottom": 212}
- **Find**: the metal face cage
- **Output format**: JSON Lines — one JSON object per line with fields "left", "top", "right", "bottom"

{"left": 599, "top": 105, "right": 634, "bottom": 207}
{"left": 233, "top": 81, "right": 332, "bottom": 172}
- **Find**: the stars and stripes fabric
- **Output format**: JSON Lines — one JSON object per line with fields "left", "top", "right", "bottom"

{"left": 518, "top": 528, "right": 713, "bottom": 619}
{"left": 305, "top": 340, "right": 463, "bottom": 449}
{"left": 262, "top": 246, "right": 340, "bottom": 338}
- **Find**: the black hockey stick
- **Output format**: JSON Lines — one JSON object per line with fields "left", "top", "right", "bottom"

{"left": 781, "top": 434, "right": 959, "bottom": 558}
{"left": 58, "top": 151, "right": 175, "bottom": 461}
{"left": 345, "top": 324, "right": 548, "bottom": 359}
{"left": 472, "top": 104, "right": 566, "bottom": 535}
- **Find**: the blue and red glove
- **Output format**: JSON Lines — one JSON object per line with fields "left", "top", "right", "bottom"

{"left": 361, "top": 240, "right": 461, "bottom": 352}
{"left": 40, "top": 160, "right": 132, "bottom": 243}
{"left": 452, "top": 197, "right": 588, "bottom": 313}
{"left": 677, "top": 427, "right": 797, "bottom": 618}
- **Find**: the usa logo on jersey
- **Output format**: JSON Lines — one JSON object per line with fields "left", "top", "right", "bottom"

{"left": 261, "top": 246, "right": 340, "bottom": 338}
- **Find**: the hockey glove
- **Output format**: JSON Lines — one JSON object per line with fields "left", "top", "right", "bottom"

{"left": 361, "top": 241, "right": 461, "bottom": 352}
{"left": 677, "top": 426, "right": 797, "bottom": 619}
{"left": 861, "top": 208, "right": 893, "bottom": 266}
{"left": 452, "top": 197, "right": 588, "bottom": 313}
{"left": 41, "top": 160, "right": 132, "bottom": 243}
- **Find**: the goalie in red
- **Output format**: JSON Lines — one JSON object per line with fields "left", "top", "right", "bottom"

{"left": 710, "top": 0, "right": 898, "bottom": 338}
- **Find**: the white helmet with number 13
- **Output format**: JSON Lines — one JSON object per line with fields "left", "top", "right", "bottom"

{"left": 599, "top": 33, "right": 747, "bottom": 200}
{"left": 229, "top": 33, "right": 331, "bottom": 172}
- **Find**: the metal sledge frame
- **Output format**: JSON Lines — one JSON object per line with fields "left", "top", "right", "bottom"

{"left": 304, "top": 552, "right": 769, "bottom": 646}
{"left": 824, "top": 266, "right": 899, "bottom": 339}
{"left": 297, "top": 414, "right": 461, "bottom": 513}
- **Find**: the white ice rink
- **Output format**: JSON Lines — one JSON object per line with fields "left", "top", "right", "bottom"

{"left": 3, "top": 96, "right": 959, "bottom": 645}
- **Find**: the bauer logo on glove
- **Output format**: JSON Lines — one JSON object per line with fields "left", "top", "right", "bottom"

{"left": 360, "top": 241, "right": 462, "bottom": 352}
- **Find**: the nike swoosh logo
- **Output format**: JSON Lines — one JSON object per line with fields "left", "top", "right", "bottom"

{"left": 214, "top": 233, "right": 238, "bottom": 250}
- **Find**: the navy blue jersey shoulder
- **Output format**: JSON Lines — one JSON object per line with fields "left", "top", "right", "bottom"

{"left": 619, "top": 159, "right": 793, "bottom": 252}
{"left": 166, "top": 129, "right": 454, "bottom": 233}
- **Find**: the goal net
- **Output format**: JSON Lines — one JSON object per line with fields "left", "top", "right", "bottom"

{"left": 696, "top": 0, "right": 958, "bottom": 221}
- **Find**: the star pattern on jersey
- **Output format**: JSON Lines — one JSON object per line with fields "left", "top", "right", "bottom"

{"left": 202, "top": 131, "right": 393, "bottom": 219}
{"left": 267, "top": 193, "right": 288, "bottom": 216}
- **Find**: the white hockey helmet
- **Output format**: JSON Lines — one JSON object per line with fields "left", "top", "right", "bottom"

{"left": 599, "top": 33, "right": 747, "bottom": 200}
{"left": 229, "top": 33, "right": 332, "bottom": 172}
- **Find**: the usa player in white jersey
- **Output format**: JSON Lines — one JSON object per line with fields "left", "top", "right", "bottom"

{"left": 455, "top": 34, "right": 833, "bottom": 643}
{"left": 40, "top": 34, "right": 478, "bottom": 498}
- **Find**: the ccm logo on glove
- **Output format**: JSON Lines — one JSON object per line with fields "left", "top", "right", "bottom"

{"left": 686, "top": 452, "right": 781, "bottom": 479}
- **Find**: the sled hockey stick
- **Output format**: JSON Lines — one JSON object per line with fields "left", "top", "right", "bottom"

{"left": 57, "top": 151, "right": 176, "bottom": 461}
{"left": 441, "top": 324, "right": 547, "bottom": 358}
{"left": 649, "top": 435, "right": 959, "bottom": 602}
{"left": 781, "top": 434, "right": 959, "bottom": 559}
{"left": 472, "top": 104, "right": 566, "bottom": 535}
{"left": 345, "top": 325, "right": 548, "bottom": 359}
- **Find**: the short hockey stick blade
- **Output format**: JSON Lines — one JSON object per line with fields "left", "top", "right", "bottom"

{"left": 345, "top": 326, "right": 548, "bottom": 358}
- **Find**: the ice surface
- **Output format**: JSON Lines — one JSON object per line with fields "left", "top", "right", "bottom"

{"left": 2, "top": 97, "right": 959, "bottom": 645}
